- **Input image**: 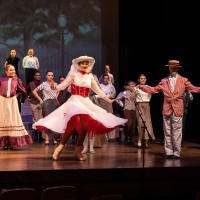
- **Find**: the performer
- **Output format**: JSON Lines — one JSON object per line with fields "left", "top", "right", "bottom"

{"left": 57, "top": 76, "right": 71, "bottom": 141}
{"left": 99, "top": 65, "right": 114, "bottom": 84}
{"left": 115, "top": 81, "right": 130, "bottom": 141}
{"left": 22, "top": 70, "right": 45, "bottom": 142}
{"left": 33, "top": 56, "right": 127, "bottom": 161}
{"left": 132, "top": 74, "right": 155, "bottom": 148}
{"left": 139, "top": 60, "right": 200, "bottom": 159}
{"left": 4, "top": 49, "right": 20, "bottom": 78}
{"left": 0, "top": 65, "right": 33, "bottom": 150}
{"left": 82, "top": 72, "right": 106, "bottom": 154}
{"left": 32, "top": 70, "right": 59, "bottom": 145}
{"left": 98, "top": 74, "right": 116, "bottom": 140}
{"left": 116, "top": 80, "right": 136, "bottom": 145}
{"left": 22, "top": 48, "right": 39, "bottom": 85}
{"left": 4, "top": 49, "right": 22, "bottom": 112}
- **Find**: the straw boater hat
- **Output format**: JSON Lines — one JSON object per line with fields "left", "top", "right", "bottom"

{"left": 165, "top": 60, "right": 182, "bottom": 67}
{"left": 72, "top": 56, "right": 95, "bottom": 73}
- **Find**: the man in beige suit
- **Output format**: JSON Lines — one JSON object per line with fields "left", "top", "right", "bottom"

{"left": 139, "top": 60, "right": 200, "bottom": 159}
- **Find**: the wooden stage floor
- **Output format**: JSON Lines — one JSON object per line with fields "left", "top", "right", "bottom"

{"left": 1, "top": 138, "right": 200, "bottom": 200}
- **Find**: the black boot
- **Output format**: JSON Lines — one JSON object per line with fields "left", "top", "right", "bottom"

{"left": 124, "top": 136, "right": 129, "bottom": 144}
{"left": 38, "top": 131, "right": 45, "bottom": 141}
{"left": 34, "top": 130, "right": 38, "bottom": 141}
{"left": 115, "top": 131, "right": 122, "bottom": 140}
{"left": 128, "top": 137, "right": 134, "bottom": 146}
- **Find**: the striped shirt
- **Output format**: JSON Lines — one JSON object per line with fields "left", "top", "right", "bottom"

{"left": 22, "top": 55, "right": 39, "bottom": 69}
{"left": 37, "top": 81, "right": 57, "bottom": 101}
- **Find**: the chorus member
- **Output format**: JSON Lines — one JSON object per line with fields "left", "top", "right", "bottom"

{"left": 133, "top": 74, "right": 155, "bottom": 148}
{"left": 4, "top": 49, "right": 20, "bottom": 78}
{"left": 32, "top": 70, "right": 58, "bottom": 145}
{"left": 22, "top": 71, "right": 45, "bottom": 142}
{"left": 22, "top": 48, "right": 39, "bottom": 84}
{"left": 0, "top": 65, "right": 33, "bottom": 150}
{"left": 117, "top": 80, "right": 136, "bottom": 145}
{"left": 115, "top": 81, "right": 129, "bottom": 140}
{"left": 33, "top": 56, "right": 127, "bottom": 161}
{"left": 98, "top": 74, "right": 116, "bottom": 140}
{"left": 99, "top": 65, "right": 114, "bottom": 84}
{"left": 139, "top": 60, "right": 200, "bottom": 159}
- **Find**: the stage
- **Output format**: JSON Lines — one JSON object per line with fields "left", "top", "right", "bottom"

{"left": 0, "top": 138, "right": 200, "bottom": 200}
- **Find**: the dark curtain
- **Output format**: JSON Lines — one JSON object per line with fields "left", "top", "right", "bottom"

{"left": 119, "top": 1, "right": 200, "bottom": 139}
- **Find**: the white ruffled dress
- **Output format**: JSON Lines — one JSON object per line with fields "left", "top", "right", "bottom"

{"left": 33, "top": 71, "right": 127, "bottom": 137}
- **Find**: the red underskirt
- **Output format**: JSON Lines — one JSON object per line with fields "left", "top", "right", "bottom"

{"left": 36, "top": 114, "right": 118, "bottom": 137}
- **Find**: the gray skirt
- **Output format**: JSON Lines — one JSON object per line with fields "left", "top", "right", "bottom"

{"left": 43, "top": 99, "right": 58, "bottom": 117}
{"left": 42, "top": 99, "right": 58, "bottom": 134}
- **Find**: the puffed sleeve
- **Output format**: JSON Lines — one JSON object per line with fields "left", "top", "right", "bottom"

{"left": 91, "top": 77, "right": 107, "bottom": 99}
{"left": 17, "top": 78, "right": 27, "bottom": 95}
{"left": 56, "top": 74, "right": 74, "bottom": 91}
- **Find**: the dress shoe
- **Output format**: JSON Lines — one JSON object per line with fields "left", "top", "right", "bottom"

{"left": 74, "top": 146, "right": 86, "bottom": 161}
{"left": 81, "top": 149, "right": 88, "bottom": 154}
{"left": 2, "top": 146, "right": 8, "bottom": 150}
{"left": 164, "top": 155, "right": 174, "bottom": 159}
{"left": 115, "top": 137, "right": 121, "bottom": 140}
{"left": 53, "top": 144, "right": 64, "bottom": 160}
{"left": 34, "top": 137, "right": 38, "bottom": 141}
{"left": 172, "top": 155, "right": 180, "bottom": 159}
{"left": 90, "top": 149, "right": 95, "bottom": 154}
{"left": 53, "top": 140, "right": 58, "bottom": 145}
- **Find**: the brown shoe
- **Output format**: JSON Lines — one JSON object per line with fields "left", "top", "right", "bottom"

{"left": 74, "top": 146, "right": 86, "bottom": 161}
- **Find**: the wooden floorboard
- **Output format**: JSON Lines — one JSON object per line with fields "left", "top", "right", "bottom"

{"left": 0, "top": 138, "right": 200, "bottom": 200}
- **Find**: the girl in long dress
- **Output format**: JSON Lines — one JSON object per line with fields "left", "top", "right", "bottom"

{"left": 33, "top": 56, "right": 127, "bottom": 161}
{"left": 0, "top": 65, "right": 33, "bottom": 150}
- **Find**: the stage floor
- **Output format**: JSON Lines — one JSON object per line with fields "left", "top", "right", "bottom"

{"left": 0, "top": 138, "right": 200, "bottom": 171}
{"left": 1, "top": 138, "right": 200, "bottom": 200}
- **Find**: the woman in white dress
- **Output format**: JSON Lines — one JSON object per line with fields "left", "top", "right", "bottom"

{"left": 33, "top": 56, "right": 127, "bottom": 161}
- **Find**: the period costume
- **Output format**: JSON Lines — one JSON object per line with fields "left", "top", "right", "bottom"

{"left": 134, "top": 87, "right": 155, "bottom": 147}
{"left": 24, "top": 80, "right": 44, "bottom": 141}
{"left": 6, "top": 56, "right": 20, "bottom": 77}
{"left": 22, "top": 55, "right": 39, "bottom": 84}
{"left": 140, "top": 60, "right": 200, "bottom": 158}
{"left": 99, "top": 72, "right": 114, "bottom": 85}
{"left": 0, "top": 76, "right": 33, "bottom": 148}
{"left": 33, "top": 56, "right": 127, "bottom": 160}
{"left": 98, "top": 83, "right": 116, "bottom": 139}
{"left": 116, "top": 89, "right": 136, "bottom": 144}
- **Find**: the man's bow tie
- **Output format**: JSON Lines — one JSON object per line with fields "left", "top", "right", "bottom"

{"left": 169, "top": 74, "right": 177, "bottom": 78}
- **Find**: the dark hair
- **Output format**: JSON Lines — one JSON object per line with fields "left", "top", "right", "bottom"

{"left": 46, "top": 70, "right": 53, "bottom": 75}
{"left": 34, "top": 70, "right": 41, "bottom": 76}
{"left": 128, "top": 80, "right": 136, "bottom": 85}
{"left": 8, "top": 49, "right": 16, "bottom": 58}
{"left": 59, "top": 76, "right": 65, "bottom": 80}
{"left": 124, "top": 81, "right": 129, "bottom": 86}
{"left": 103, "top": 74, "right": 109, "bottom": 79}
{"left": 138, "top": 74, "right": 146, "bottom": 79}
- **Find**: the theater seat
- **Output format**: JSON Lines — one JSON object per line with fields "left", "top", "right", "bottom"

{"left": 90, "top": 194, "right": 123, "bottom": 200}
{"left": 41, "top": 185, "right": 77, "bottom": 200}
{"left": 0, "top": 188, "right": 36, "bottom": 200}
